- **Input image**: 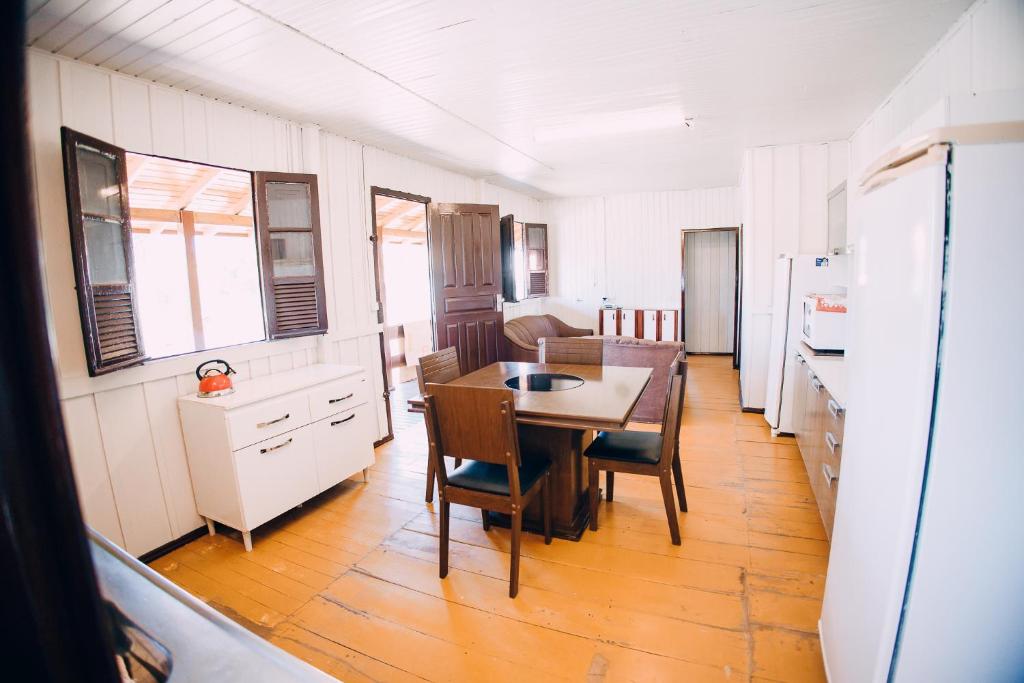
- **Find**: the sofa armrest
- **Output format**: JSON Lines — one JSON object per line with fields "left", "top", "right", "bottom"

{"left": 503, "top": 332, "right": 539, "bottom": 362}
{"left": 550, "top": 317, "right": 593, "bottom": 338}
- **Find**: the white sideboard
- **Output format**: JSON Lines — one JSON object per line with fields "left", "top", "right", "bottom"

{"left": 178, "top": 364, "right": 375, "bottom": 551}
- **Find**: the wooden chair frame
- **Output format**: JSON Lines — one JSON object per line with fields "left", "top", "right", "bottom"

{"left": 587, "top": 359, "right": 688, "bottom": 545}
{"left": 423, "top": 384, "right": 551, "bottom": 597}
{"left": 537, "top": 336, "right": 604, "bottom": 365}
{"left": 416, "top": 347, "right": 464, "bottom": 503}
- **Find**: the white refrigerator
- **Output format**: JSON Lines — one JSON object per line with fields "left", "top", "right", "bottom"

{"left": 763, "top": 255, "right": 847, "bottom": 433}
{"left": 819, "top": 124, "right": 1024, "bottom": 682}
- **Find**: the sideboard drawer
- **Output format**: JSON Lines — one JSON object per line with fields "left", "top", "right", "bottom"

{"left": 308, "top": 375, "right": 366, "bottom": 422}
{"left": 235, "top": 426, "right": 317, "bottom": 530}
{"left": 227, "top": 393, "right": 310, "bottom": 450}
{"left": 312, "top": 404, "right": 376, "bottom": 492}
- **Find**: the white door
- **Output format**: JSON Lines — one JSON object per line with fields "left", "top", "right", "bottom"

{"left": 683, "top": 230, "right": 736, "bottom": 353}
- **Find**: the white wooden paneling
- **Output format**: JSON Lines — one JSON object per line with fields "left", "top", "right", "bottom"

{"left": 25, "top": 0, "right": 974, "bottom": 196}
{"left": 61, "top": 395, "right": 125, "bottom": 547}
{"left": 93, "top": 385, "right": 173, "bottom": 556}
{"left": 542, "top": 188, "right": 738, "bottom": 331}
{"left": 683, "top": 230, "right": 736, "bottom": 353}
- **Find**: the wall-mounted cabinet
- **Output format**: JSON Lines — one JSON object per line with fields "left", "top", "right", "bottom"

{"left": 500, "top": 215, "right": 548, "bottom": 302}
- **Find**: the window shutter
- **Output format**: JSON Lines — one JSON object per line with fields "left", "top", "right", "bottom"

{"left": 60, "top": 127, "right": 146, "bottom": 376}
{"left": 253, "top": 171, "right": 328, "bottom": 338}
{"left": 525, "top": 223, "right": 548, "bottom": 297}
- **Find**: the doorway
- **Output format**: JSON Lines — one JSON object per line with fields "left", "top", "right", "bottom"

{"left": 681, "top": 228, "right": 739, "bottom": 354}
{"left": 370, "top": 187, "right": 432, "bottom": 442}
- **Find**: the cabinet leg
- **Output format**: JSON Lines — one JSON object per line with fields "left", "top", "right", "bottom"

{"left": 362, "top": 467, "right": 369, "bottom": 483}
{"left": 242, "top": 531, "right": 253, "bottom": 552}
{"left": 205, "top": 518, "right": 216, "bottom": 536}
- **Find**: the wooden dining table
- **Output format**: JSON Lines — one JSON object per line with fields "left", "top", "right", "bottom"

{"left": 408, "top": 361, "right": 653, "bottom": 540}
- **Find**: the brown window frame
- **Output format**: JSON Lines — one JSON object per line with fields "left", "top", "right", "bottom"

{"left": 253, "top": 171, "right": 328, "bottom": 339}
{"left": 60, "top": 126, "right": 146, "bottom": 376}
{"left": 524, "top": 222, "right": 549, "bottom": 298}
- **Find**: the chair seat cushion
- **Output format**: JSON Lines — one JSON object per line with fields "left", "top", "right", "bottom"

{"left": 448, "top": 457, "right": 549, "bottom": 496}
{"left": 584, "top": 430, "right": 664, "bottom": 464}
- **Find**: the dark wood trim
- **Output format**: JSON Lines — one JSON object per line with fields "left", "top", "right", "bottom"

{"left": 680, "top": 227, "right": 739, "bottom": 353}
{"left": 1, "top": 9, "right": 122, "bottom": 676}
{"left": 137, "top": 526, "right": 207, "bottom": 564}
{"left": 61, "top": 126, "right": 147, "bottom": 376}
{"left": 369, "top": 186, "right": 432, "bottom": 445}
{"left": 734, "top": 223, "right": 743, "bottom": 370}
{"left": 253, "top": 171, "right": 328, "bottom": 339}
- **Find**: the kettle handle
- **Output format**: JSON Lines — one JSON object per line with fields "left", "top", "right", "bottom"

{"left": 196, "top": 359, "right": 235, "bottom": 380}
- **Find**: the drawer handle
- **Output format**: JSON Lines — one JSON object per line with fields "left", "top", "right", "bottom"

{"left": 260, "top": 437, "right": 293, "bottom": 455}
{"left": 825, "top": 431, "right": 840, "bottom": 454}
{"left": 828, "top": 399, "right": 845, "bottom": 418}
{"left": 822, "top": 463, "right": 838, "bottom": 489}
{"left": 257, "top": 413, "right": 290, "bottom": 429}
{"left": 331, "top": 414, "right": 356, "bottom": 427}
{"left": 328, "top": 393, "right": 355, "bottom": 404}
{"left": 811, "top": 377, "right": 822, "bottom": 393}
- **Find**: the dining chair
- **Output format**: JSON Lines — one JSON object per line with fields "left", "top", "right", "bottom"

{"left": 416, "top": 347, "right": 464, "bottom": 503}
{"left": 538, "top": 337, "right": 604, "bottom": 365}
{"left": 422, "top": 383, "right": 552, "bottom": 598}
{"left": 584, "top": 358, "right": 688, "bottom": 544}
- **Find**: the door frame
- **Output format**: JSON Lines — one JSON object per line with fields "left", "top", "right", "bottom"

{"left": 369, "top": 185, "right": 431, "bottom": 446}
{"left": 680, "top": 227, "right": 740, "bottom": 356}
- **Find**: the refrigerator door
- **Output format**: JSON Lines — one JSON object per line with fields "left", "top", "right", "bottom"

{"left": 820, "top": 149, "right": 947, "bottom": 683}
{"left": 763, "top": 257, "right": 792, "bottom": 428}
{"left": 891, "top": 142, "right": 1024, "bottom": 681}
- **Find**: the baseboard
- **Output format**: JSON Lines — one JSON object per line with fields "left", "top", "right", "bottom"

{"left": 137, "top": 526, "right": 207, "bottom": 564}
{"left": 374, "top": 434, "right": 394, "bottom": 448}
{"left": 741, "top": 406, "right": 765, "bottom": 414}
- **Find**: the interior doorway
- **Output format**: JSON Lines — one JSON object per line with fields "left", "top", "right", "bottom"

{"left": 370, "top": 187, "right": 432, "bottom": 442}
{"left": 681, "top": 227, "right": 739, "bottom": 355}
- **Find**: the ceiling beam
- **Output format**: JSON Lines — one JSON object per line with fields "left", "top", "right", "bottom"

{"left": 130, "top": 207, "right": 254, "bottom": 228}
{"left": 173, "top": 166, "right": 221, "bottom": 209}
{"left": 380, "top": 228, "right": 426, "bottom": 242}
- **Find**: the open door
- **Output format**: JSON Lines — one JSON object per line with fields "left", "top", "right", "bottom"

{"left": 428, "top": 203, "right": 504, "bottom": 372}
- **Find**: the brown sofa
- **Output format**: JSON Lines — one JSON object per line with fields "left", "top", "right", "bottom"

{"left": 598, "top": 336, "right": 685, "bottom": 423}
{"left": 503, "top": 315, "right": 593, "bottom": 362}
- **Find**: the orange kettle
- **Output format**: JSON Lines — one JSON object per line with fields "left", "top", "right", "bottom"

{"left": 196, "top": 359, "right": 235, "bottom": 398}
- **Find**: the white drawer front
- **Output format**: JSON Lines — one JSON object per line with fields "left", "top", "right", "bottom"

{"left": 643, "top": 310, "right": 658, "bottom": 340}
{"left": 308, "top": 374, "right": 367, "bottom": 422}
{"left": 235, "top": 426, "right": 317, "bottom": 530}
{"left": 312, "top": 405, "right": 375, "bottom": 493}
{"left": 227, "top": 394, "right": 310, "bottom": 450}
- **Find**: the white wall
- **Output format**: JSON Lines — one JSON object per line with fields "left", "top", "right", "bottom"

{"left": 541, "top": 188, "right": 739, "bottom": 331}
{"left": 27, "top": 50, "right": 542, "bottom": 557}
{"left": 847, "top": 0, "right": 1024, "bottom": 245}
{"left": 737, "top": 142, "right": 847, "bottom": 409}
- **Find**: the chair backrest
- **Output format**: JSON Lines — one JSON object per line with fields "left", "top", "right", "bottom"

{"left": 659, "top": 359, "right": 687, "bottom": 462}
{"left": 538, "top": 337, "right": 603, "bottom": 365}
{"left": 422, "top": 383, "right": 520, "bottom": 469}
{"left": 416, "top": 346, "right": 463, "bottom": 393}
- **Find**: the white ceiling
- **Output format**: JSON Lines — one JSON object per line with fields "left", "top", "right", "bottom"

{"left": 27, "top": 0, "right": 973, "bottom": 197}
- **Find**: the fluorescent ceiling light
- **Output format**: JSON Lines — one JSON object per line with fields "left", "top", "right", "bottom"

{"left": 534, "top": 108, "right": 690, "bottom": 143}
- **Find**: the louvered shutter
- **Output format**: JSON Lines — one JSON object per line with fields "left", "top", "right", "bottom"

{"left": 253, "top": 172, "right": 328, "bottom": 338}
{"left": 60, "top": 127, "right": 146, "bottom": 375}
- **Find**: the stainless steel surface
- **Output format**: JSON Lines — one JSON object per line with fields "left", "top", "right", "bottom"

{"left": 330, "top": 414, "right": 356, "bottom": 426}
{"left": 89, "top": 530, "right": 336, "bottom": 682}
{"left": 828, "top": 398, "right": 844, "bottom": 417}
{"left": 328, "top": 393, "right": 354, "bottom": 404}
{"left": 822, "top": 462, "right": 838, "bottom": 489}
{"left": 259, "top": 437, "right": 293, "bottom": 454}
{"left": 826, "top": 431, "right": 839, "bottom": 454}
{"left": 257, "top": 413, "right": 290, "bottom": 428}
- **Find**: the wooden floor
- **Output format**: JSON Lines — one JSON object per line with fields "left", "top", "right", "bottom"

{"left": 151, "top": 356, "right": 828, "bottom": 682}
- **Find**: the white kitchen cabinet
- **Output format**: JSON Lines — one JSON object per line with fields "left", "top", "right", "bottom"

{"left": 178, "top": 364, "right": 375, "bottom": 551}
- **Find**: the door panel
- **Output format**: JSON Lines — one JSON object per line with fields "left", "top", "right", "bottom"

{"left": 429, "top": 203, "right": 504, "bottom": 372}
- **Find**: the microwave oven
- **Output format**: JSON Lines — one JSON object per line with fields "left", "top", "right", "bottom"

{"left": 802, "top": 295, "right": 847, "bottom": 352}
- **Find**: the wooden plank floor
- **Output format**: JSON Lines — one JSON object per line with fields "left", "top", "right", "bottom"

{"left": 151, "top": 355, "right": 828, "bottom": 682}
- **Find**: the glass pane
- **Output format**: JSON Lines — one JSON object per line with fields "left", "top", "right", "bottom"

{"left": 84, "top": 218, "right": 127, "bottom": 284}
{"left": 527, "top": 225, "right": 545, "bottom": 249}
{"left": 266, "top": 181, "right": 311, "bottom": 228}
{"left": 194, "top": 231, "right": 266, "bottom": 350}
{"left": 271, "top": 231, "right": 315, "bottom": 277}
{"left": 528, "top": 249, "right": 545, "bottom": 271}
{"left": 77, "top": 145, "right": 122, "bottom": 217}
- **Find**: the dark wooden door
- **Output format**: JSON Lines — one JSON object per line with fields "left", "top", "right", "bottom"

{"left": 428, "top": 203, "right": 504, "bottom": 372}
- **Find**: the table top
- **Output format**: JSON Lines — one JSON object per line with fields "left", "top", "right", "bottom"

{"left": 409, "top": 362, "right": 653, "bottom": 432}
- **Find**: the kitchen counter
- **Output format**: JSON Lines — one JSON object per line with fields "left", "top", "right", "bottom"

{"left": 798, "top": 343, "right": 846, "bottom": 407}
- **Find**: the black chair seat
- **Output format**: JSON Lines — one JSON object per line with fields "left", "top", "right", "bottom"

{"left": 585, "top": 430, "right": 663, "bottom": 464}
{"left": 448, "top": 457, "right": 550, "bottom": 496}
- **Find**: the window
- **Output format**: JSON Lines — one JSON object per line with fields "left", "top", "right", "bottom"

{"left": 500, "top": 215, "right": 548, "bottom": 301}
{"left": 61, "top": 127, "right": 328, "bottom": 376}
